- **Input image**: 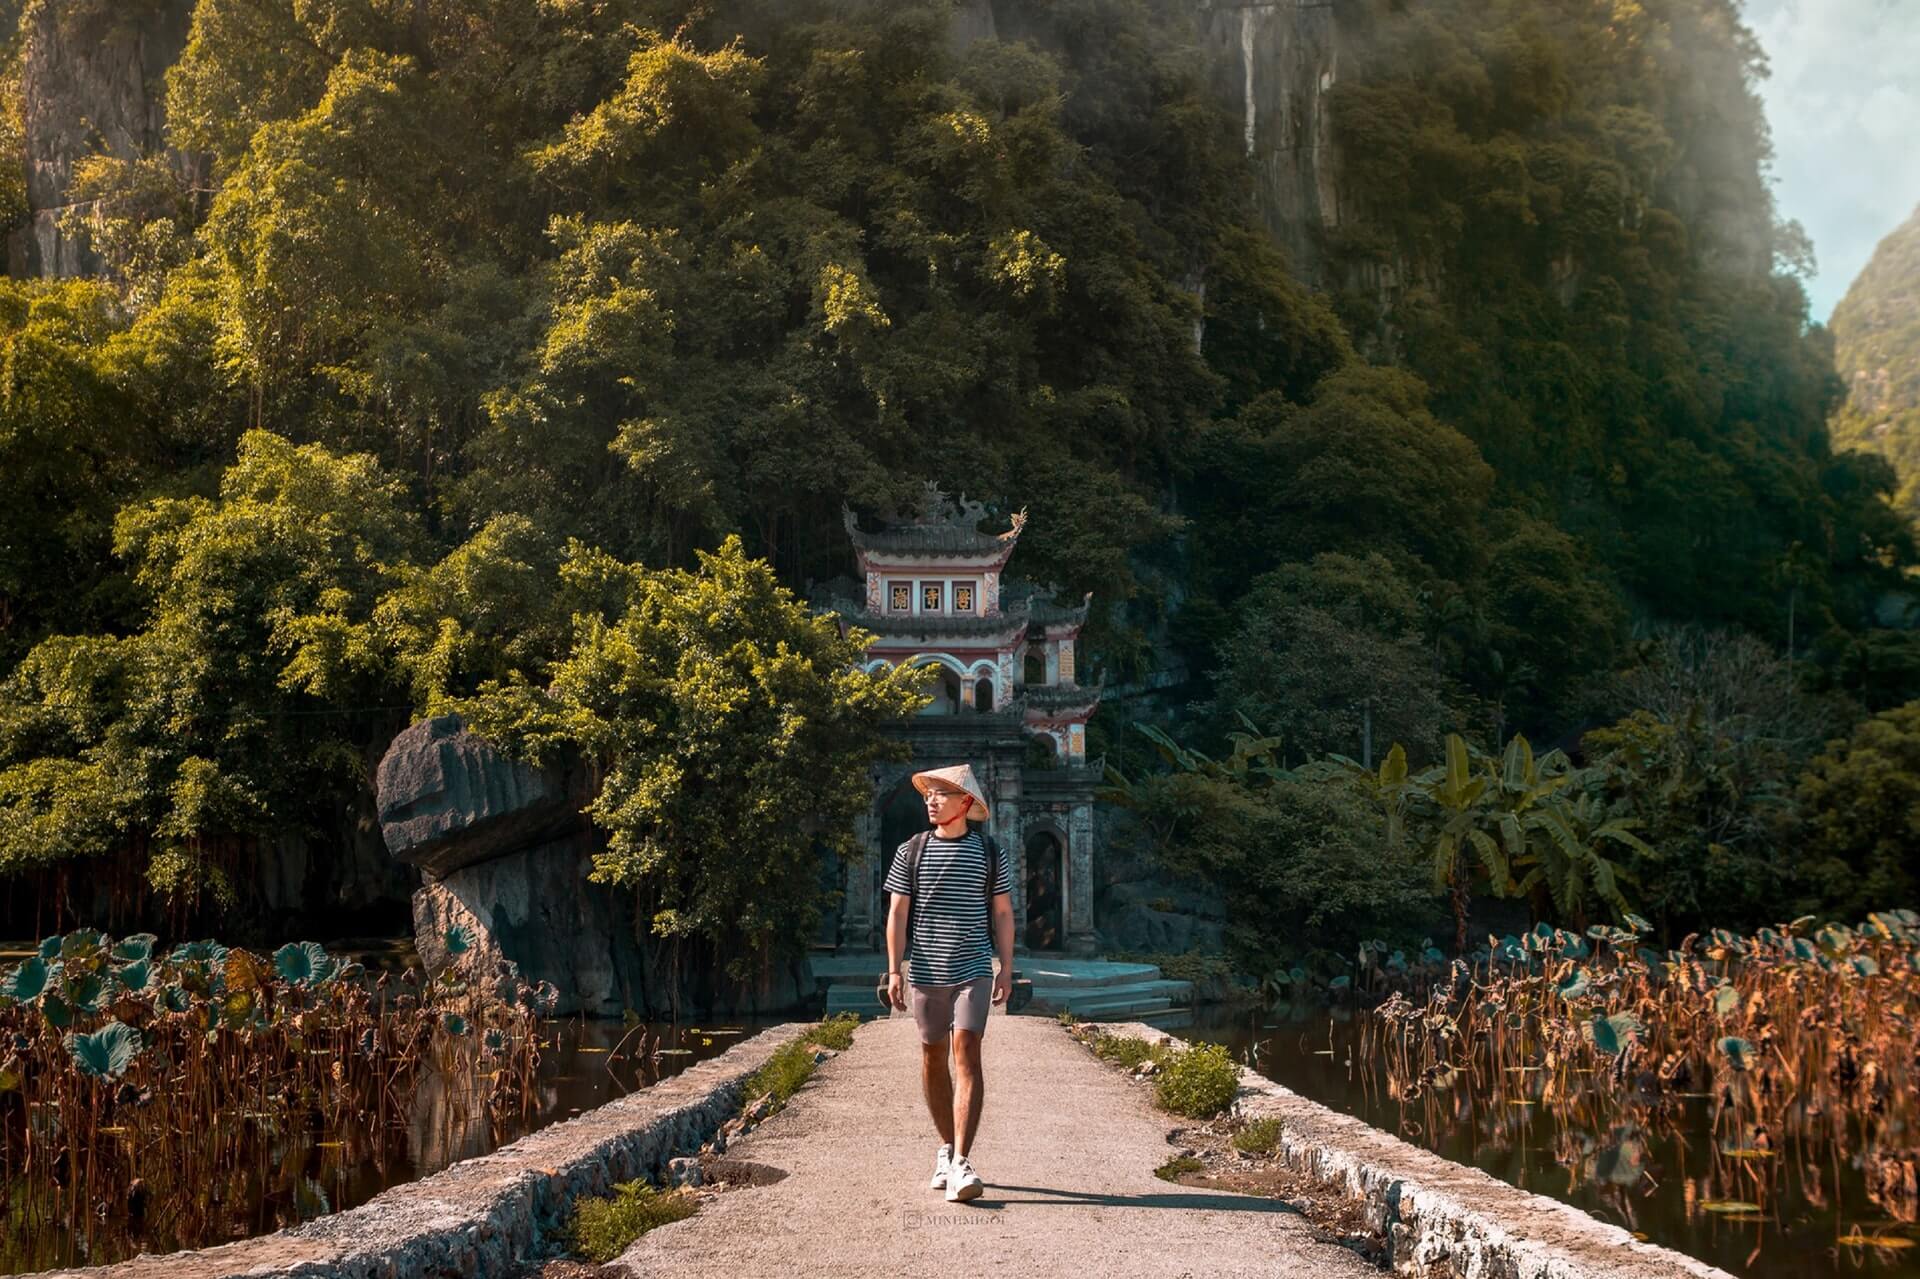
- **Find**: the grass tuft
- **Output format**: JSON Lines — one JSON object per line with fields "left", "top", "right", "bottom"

{"left": 1231, "top": 1114, "right": 1283, "bottom": 1155}
{"left": 1154, "top": 1154, "right": 1205, "bottom": 1181}
{"left": 567, "top": 1179, "right": 696, "bottom": 1261}
{"left": 810, "top": 1010, "right": 860, "bottom": 1051}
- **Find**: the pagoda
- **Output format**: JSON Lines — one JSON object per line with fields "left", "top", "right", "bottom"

{"left": 814, "top": 483, "right": 1104, "bottom": 955}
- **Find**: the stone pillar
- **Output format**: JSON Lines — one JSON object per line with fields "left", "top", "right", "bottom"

{"left": 1066, "top": 801, "right": 1098, "bottom": 954}
{"left": 839, "top": 774, "right": 880, "bottom": 949}
{"left": 992, "top": 767, "right": 1024, "bottom": 953}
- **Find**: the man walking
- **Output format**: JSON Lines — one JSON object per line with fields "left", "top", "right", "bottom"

{"left": 882, "top": 764, "right": 1013, "bottom": 1203}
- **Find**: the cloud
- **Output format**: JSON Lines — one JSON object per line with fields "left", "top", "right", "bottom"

{"left": 1741, "top": 0, "right": 1920, "bottom": 320}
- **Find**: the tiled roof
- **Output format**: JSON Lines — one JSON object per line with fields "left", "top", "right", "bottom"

{"left": 841, "top": 497, "right": 1026, "bottom": 558}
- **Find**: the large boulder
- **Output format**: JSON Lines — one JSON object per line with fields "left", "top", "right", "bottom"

{"left": 410, "top": 831, "right": 656, "bottom": 1017}
{"left": 375, "top": 713, "right": 812, "bottom": 1017}
{"left": 377, "top": 713, "right": 585, "bottom": 878}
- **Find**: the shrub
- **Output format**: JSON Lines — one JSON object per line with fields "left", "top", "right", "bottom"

{"left": 1154, "top": 1042, "right": 1241, "bottom": 1118}
{"left": 1154, "top": 1154, "right": 1205, "bottom": 1180}
{"left": 1232, "top": 1114, "right": 1282, "bottom": 1155}
{"left": 567, "top": 1179, "right": 696, "bottom": 1261}
{"left": 1091, "top": 1031, "right": 1168, "bottom": 1071}
{"left": 811, "top": 1011, "right": 860, "bottom": 1051}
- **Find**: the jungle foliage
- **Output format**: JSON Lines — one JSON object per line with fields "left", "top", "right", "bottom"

{"left": 0, "top": 0, "right": 1915, "bottom": 957}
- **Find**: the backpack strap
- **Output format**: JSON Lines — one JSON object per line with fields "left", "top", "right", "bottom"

{"left": 902, "top": 829, "right": 931, "bottom": 975}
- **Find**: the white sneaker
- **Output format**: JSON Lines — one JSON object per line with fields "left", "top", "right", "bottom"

{"left": 929, "top": 1142, "right": 953, "bottom": 1189}
{"left": 944, "top": 1152, "right": 984, "bottom": 1202}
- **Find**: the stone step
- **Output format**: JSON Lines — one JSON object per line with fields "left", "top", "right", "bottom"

{"left": 1136, "top": 1006, "right": 1195, "bottom": 1030}
{"left": 807, "top": 955, "right": 1163, "bottom": 990}
{"left": 1023, "top": 979, "right": 1193, "bottom": 1014}
{"left": 1058, "top": 994, "right": 1174, "bottom": 1020}
{"left": 825, "top": 987, "right": 889, "bottom": 1017}
{"left": 1014, "top": 961, "right": 1165, "bottom": 989}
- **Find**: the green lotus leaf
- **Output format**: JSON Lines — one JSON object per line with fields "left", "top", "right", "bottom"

{"left": 1851, "top": 955, "right": 1880, "bottom": 978}
{"left": 1, "top": 957, "right": 48, "bottom": 1002}
{"left": 443, "top": 1012, "right": 469, "bottom": 1036}
{"left": 36, "top": 936, "right": 60, "bottom": 961}
{"left": 1556, "top": 969, "right": 1591, "bottom": 1001}
{"left": 112, "top": 960, "right": 154, "bottom": 993}
{"left": 42, "top": 994, "right": 72, "bottom": 1029}
{"left": 157, "top": 984, "right": 192, "bottom": 1013}
{"left": 483, "top": 1028, "right": 506, "bottom": 1052}
{"left": 273, "top": 941, "right": 338, "bottom": 987}
{"left": 1623, "top": 914, "right": 1653, "bottom": 934}
{"left": 60, "top": 929, "right": 105, "bottom": 960}
{"left": 110, "top": 933, "right": 157, "bottom": 963}
{"left": 168, "top": 940, "right": 229, "bottom": 966}
{"left": 1589, "top": 1011, "right": 1642, "bottom": 1055}
{"left": 64, "top": 1020, "right": 144, "bottom": 1079}
{"left": 64, "top": 970, "right": 108, "bottom": 1014}
{"left": 1717, "top": 1036, "right": 1754, "bottom": 1070}
{"left": 1711, "top": 985, "right": 1739, "bottom": 1017}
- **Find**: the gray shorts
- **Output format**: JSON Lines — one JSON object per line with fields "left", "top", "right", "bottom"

{"left": 910, "top": 975, "right": 992, "bottom": 1043}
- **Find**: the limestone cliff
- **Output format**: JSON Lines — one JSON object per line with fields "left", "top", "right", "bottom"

{"left": 7, "top": 0, "right": 202, "bottom": 278}
{"left": 1831, "top": 203, "right": 1920, "bottom": 520}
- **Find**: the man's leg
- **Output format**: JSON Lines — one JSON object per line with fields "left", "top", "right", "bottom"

{"left": 951, "top": 1028, "right": 984, "bottom": 1156}
{"left": 920, "top": 1033, "right": 956, "bottom": 1146}
{"left": 950, "top": 975, "right": 993, "bottom": 1158}
{"left": 911, "top": 982, "right": 959, "bottom": 1146}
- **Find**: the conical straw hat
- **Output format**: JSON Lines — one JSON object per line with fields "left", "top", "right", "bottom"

{"left": 911, "top": 764, "right": 990, "bottom": 821}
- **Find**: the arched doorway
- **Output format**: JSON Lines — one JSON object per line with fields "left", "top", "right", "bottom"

{"left": 1024, "top": 830, "right": 1064, "bottom": 950}
{"left": 915, "top": 662, "right": 963, "bottom": 715}
{"left": 877, "top": 779, "right": 928, "bottom": 891}
{"left": 973, "top": 675, "right": 994, "bottom": 712}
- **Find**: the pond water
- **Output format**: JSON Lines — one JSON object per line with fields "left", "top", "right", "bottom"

{"left": 1, "top": 933, "right": 788, "bottom": 1274}
{"left": 1185, "top": 1006, "right": 1920, "bottom": 1279}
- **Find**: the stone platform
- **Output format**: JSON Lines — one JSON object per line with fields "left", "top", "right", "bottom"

{"left": 810, "top": 951, "right": 1195, "bottom": 1027}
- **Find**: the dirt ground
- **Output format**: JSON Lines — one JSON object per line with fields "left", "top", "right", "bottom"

{"left": 1064, "top": 1020, "right": 1389, "bottom": 1270}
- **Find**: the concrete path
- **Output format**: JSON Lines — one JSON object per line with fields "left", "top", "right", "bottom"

{"left": 616, "top": 1008, "right": 1380, "bottom": 1278}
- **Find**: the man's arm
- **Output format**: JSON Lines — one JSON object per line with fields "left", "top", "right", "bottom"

{"left": 886, "top": 891, "right": 910, "bottom": 976}
{"left": 991, "top": 891, "right": 1014, "bottom": 988}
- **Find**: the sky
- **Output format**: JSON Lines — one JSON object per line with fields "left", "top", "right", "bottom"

{"left": 1741, "top": 0, "right": 1920, "bottom": 322}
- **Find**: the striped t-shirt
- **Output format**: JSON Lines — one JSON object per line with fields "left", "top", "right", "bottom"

{"left": 883, "top": 828, "right": 1012, "bottom": 986}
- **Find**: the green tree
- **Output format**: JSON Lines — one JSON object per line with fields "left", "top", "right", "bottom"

{"left": 0, "top": 430, "right": 420, "bottom": 922}
{"left": 462, "top": 534, "right": 928, "bottom": 990}
{"left": 1796, "top": 702, "right": 1920, "bottom": 919}
{"left": 1207, "top": 552, "right": 1458, "bottom": 768}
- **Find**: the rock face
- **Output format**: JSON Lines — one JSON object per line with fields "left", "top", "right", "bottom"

{"left": 376, "top": 714, "right": 583, "bottom": 879}
{"left": 1092, "top": 806, "right": 1227, "bottom": 956}
{"left": 409, "top": 828, "right": 655, "bottom": 1017}
{"left": 10, "top": 0, "right": 209, "bottom": 278}
{"left": 376, "top": 714, "right": 810, "bottom": 1018}
{"left": 1193, "top": 0, "right": 1342, "bottom": 286}
{"left": 377, "top": 714, "right": 645, "bottom": 1016}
